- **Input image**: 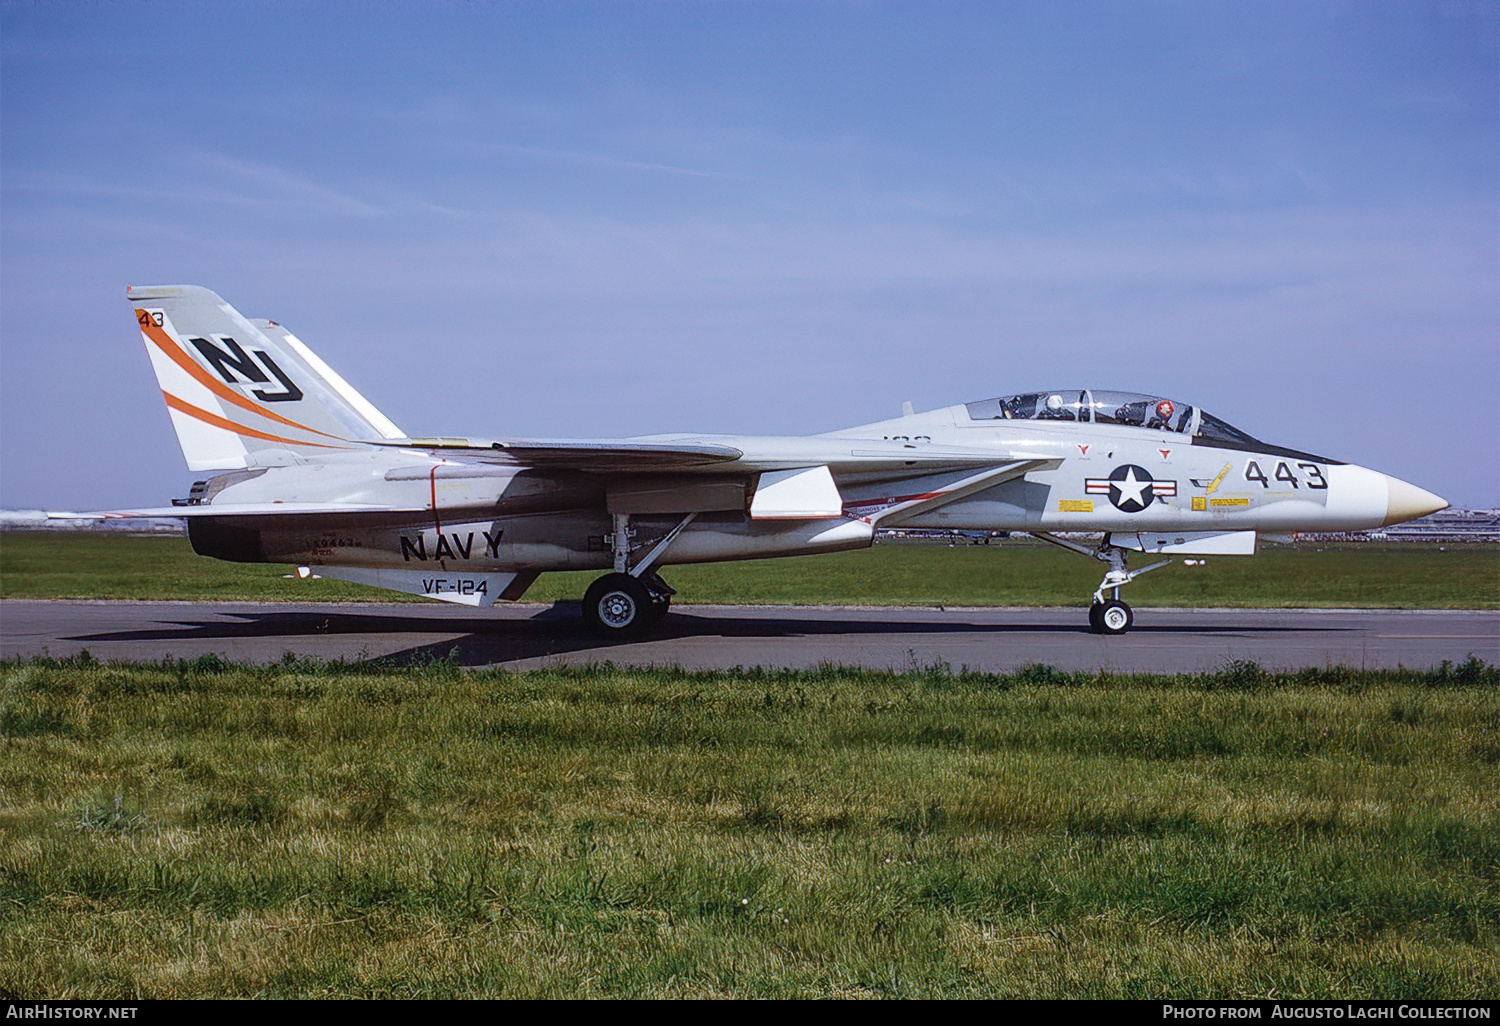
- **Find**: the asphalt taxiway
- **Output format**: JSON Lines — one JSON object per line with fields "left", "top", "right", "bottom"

{"left": 2, "top": 601, "right": 1494, "bottom": 672}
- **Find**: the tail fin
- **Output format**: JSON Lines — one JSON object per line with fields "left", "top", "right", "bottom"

{"left": 128, "top": 285, "right": 404, "bottom": 471}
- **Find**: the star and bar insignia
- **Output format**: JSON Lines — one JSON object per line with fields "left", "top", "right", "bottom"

{"left": 1084, "top": 464, "right": 1177, "bottom": 513}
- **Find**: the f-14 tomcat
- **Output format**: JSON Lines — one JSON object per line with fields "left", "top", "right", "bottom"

{"left": 65, "top": 285, "right": 1448, "bottom": 636}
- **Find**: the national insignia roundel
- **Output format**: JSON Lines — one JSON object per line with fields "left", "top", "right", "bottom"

{"left": 1082, "top": 464, "right": 1162, "bottom": 513}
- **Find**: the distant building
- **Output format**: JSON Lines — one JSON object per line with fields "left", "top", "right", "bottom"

{"left": 0, "top": 510, "right": 186, "bottom": 534}
{"left": 879, "top": 510, "right": 1500, "bottom": 546}
{"left": 1377, "top": 508, "right": 1500, "bottom": 543}
{"left": 1298, "top": 509, "right": 1500, "bottom": 544}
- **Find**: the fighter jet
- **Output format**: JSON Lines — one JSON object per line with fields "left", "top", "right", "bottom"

{"left": 61, "top": 285, "right": 1448, "bottom": 636}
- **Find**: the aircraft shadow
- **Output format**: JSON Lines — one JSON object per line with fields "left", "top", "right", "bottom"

{"left": 64, "top": 604, "right": 1353, "bottom": 669}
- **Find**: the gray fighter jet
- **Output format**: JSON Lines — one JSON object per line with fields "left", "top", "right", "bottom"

{"left": 62, "top": 285, "right": 1446, "bottom": 636}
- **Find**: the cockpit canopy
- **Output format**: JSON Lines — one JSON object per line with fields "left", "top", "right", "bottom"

{"left": 965, "top": 390, "right": 1262, "bottom": 447}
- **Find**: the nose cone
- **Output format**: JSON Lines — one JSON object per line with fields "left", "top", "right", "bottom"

{"left": 1382, "top": 475, "right": 1447, "bottom": 527}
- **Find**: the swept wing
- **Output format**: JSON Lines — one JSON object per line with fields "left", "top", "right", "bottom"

{"left": 367, "top": 435, "right": 1044, "bottom": 474}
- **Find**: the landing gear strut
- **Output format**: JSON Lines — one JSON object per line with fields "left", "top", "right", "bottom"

{"left": 581, "top": 513, "right": 693, "bottom": 638}
{"left": 1034, "top": 532, "right": 1170, "bottom": 636}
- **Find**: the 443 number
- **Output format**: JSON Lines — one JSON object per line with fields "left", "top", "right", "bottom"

{"left": 1244, "top": 460, "right": 1327, "bottom": 489}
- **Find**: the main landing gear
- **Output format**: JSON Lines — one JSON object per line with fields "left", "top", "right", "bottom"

{"left": 1033, "top": 532, "right": 1171, "bottom": 636}
{"left": 581, "top": 513, "right": 694, "bottom": 638}
{"left": 582, "top": 571, "right": 674, "bottom": 635}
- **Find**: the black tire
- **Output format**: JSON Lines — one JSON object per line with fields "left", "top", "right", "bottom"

{"left": 583, "top": 573, "right": 654, "bottom": 637}
{"left": 1097, "top": 599, "right": 1133, "bottom": 636}
{"left": 1088, "top": 602, "right": 1104, "bottom": 633}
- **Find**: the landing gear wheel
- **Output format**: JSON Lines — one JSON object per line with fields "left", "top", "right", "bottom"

{"left": 1088, "top": 602, "right": 1104, "bottom": 633}
{"left": 1096, "top": 599, "right": 1133, "bottom": 636}
{"left": 583, "top": 573, "right": 654, "bottom": 637}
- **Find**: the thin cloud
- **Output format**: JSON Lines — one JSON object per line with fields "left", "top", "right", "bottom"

{"left": 3, "top": 159, "right": 387, "bottom": 219}
{"left": 485, "top": 142, "right": 746, "bottom": 181}
{"left": 187, "top": 152, "right": 387, "bottom": 217}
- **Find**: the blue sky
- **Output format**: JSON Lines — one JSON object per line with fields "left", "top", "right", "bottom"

{"left": 3, "top": 0, "right": 1496, "bottom": 510}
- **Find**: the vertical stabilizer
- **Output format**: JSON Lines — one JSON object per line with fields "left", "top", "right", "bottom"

{"left": 127, "top": 285, "right": 404, "bottom": 470}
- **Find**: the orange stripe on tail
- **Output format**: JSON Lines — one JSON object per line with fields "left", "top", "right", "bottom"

{"left": 162, "top": 391, "right": 348, "bottom": 450}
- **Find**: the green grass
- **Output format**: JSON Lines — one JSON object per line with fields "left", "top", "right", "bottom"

{"left": 1, "top": 655, "right": 1496, "bottom": 998}
{"left": 3, "top": 531, "right": 1497, "bottom": 607}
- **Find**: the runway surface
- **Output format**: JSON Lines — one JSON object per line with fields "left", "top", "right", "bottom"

{"left": 3, "top": 600, "right": 1495, "bottom": 672}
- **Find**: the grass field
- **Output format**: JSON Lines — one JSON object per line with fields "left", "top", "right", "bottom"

{"left": 2, "top": 531, "right": 1497, "bottom": 608}
{"left": 1, "top": 656, "right": 1496, "bottom": 999}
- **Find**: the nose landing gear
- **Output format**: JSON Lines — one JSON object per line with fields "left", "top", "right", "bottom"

{"left": 1034, "top": 532, "right": 1170, "bottom": 635}
{"left": 1088, "top": 597, "right": 1133, "bottom": 635}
